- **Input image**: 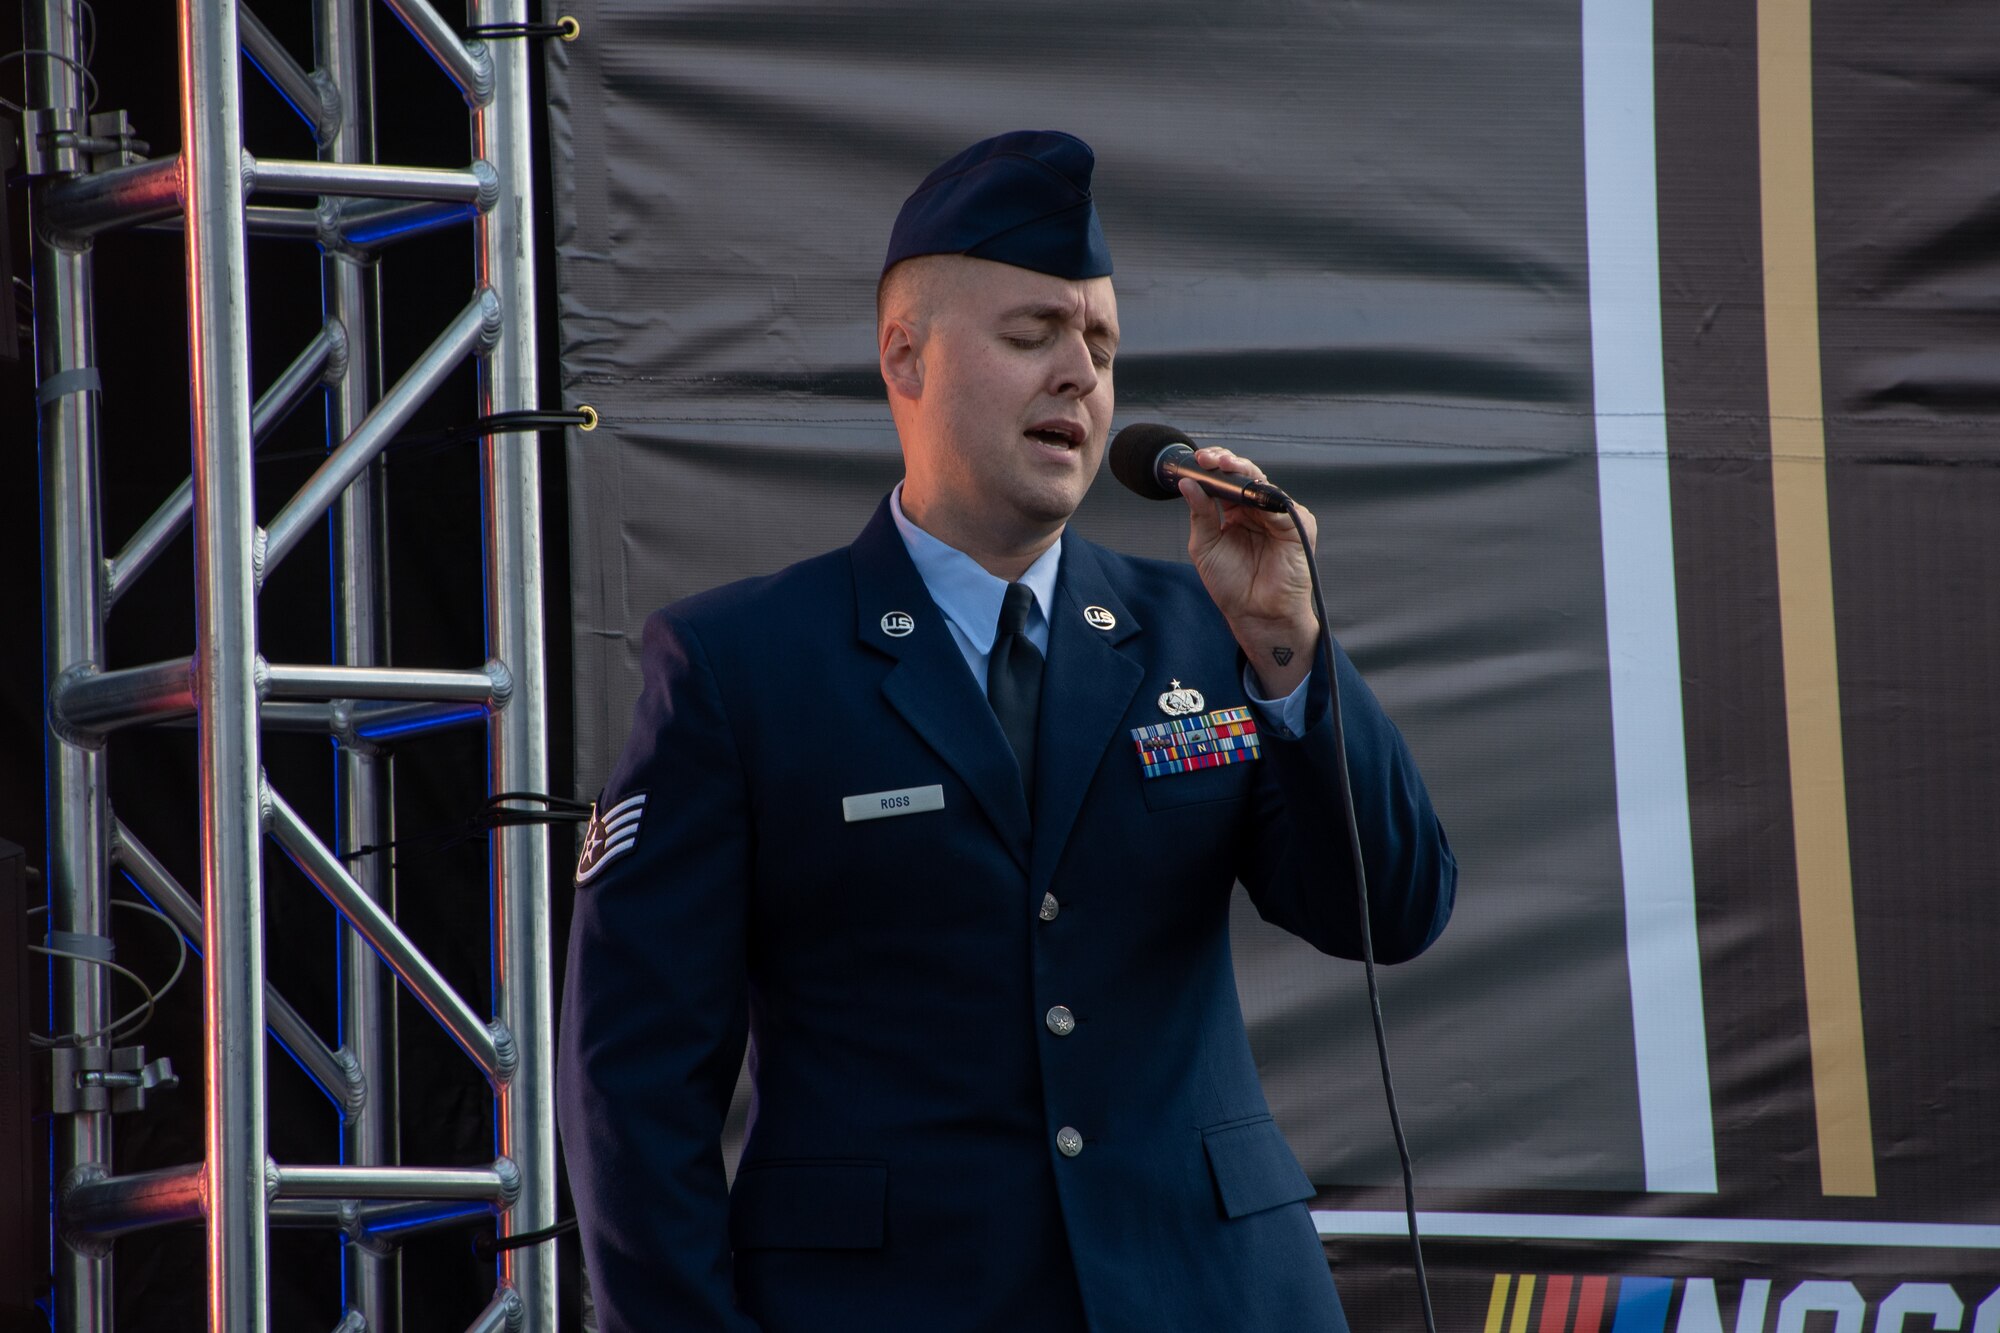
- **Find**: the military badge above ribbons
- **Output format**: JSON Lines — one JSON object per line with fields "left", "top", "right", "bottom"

{"left": 575, "top": 791, "right": 646, "bottom": 885}
{"left": 1130, "top": 706, "right": 1261, "bottom": 779}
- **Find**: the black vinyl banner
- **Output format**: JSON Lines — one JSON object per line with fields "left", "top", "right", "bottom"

{"left": 545, "top": 0, "right": 2000, "bottom": 1323}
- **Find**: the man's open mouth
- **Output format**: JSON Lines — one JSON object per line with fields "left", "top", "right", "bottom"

{"left": 1026, "top": 422, "right": 1084, "bottom": 449}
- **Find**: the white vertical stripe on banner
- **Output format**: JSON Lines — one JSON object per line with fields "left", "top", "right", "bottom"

{"left": 1581, "top": 0, "right": 1718, "bottom": 1192}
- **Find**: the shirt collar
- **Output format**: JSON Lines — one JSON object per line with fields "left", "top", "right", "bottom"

{"left": 889, "top": 482, "right": 1062, "bottom": 653}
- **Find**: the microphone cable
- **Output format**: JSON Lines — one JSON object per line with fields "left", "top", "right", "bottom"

{"left": 1276, "top": 496, "right": 1438, "bottom": 1333}
{"left": 1086, "top": 421, "right": 1445, "bottom": 1324}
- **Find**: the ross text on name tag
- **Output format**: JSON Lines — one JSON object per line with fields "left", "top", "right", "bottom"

{"left": 842, "top": 784, "right": 946, "bottom": 823}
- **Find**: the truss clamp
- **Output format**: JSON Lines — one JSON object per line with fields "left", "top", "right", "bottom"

{"left": 84, "top": 111, "right": 149, "bottom": 172}
{"left": 18, "top": 107, "right": 149, "bottom": 178}
{"left": 51, "top": 1043, "right": 180, "bottom": 1114}
{"left": 20, "top": 104, "right": 81, "bottom": 176}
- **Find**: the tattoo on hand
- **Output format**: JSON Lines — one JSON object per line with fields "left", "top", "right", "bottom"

{"left": 1271, "top": 646, "right": 1295, "bottom": 666}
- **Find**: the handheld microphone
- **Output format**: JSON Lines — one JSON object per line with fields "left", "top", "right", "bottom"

{"left": 1108, "top": 423, "right": 1292, "bottom": 513}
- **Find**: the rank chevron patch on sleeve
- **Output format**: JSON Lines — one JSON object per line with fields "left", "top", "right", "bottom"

{"left": 575, "top": 791, "right": 647, "bottom": 886}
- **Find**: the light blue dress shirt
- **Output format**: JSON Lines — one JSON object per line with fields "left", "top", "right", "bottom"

{"left": 888, "top": 484, "right": 1309, "bottom": 737}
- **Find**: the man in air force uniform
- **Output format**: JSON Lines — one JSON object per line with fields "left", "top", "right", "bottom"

{"left": 559, "top": 130, "right": 1457, "bottom": 1333}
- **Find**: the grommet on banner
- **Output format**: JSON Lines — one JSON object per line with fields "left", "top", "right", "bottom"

{"left": 576, "top": 404, "right": 597, "bottom": 431}
{"left": 466, "top": 17, "right": 580, "bottom": 41}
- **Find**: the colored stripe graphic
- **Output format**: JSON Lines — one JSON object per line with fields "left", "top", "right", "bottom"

{"left": 1486, "top": 1276, "right": 1514, "bottom": 1333}
{"left": 1755, "top": 0, "right": 1877, "bottom": 1198}
{"left": 1540, "top": 1275, "right": 1575, "bottom": 1333}
{"left": 1484, "top": 1274, "right": 1636, "bottom": 1333}
{"left": 1611, "top": 1277, "right": 1674, "bottom": 1333}
{"left": 1576, "top": 1276, "right": 1610, "bottom": 1333}
{"left": 1582, "top": 0, "right": 1719, "bottom": 1195}
{"left": 1512, "top": 1275, "right": 1539, "bottom": 1333}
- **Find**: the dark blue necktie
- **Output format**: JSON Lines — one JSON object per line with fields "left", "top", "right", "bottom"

{"left": 987, "top": 582, "right": 1044, "bottom": 801}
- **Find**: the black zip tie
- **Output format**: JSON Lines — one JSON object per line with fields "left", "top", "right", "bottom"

{"left": 257, "top": 407, "right": 596, "bottom": 467}
{"left": 466, "top": 16, "right": 579, "bottom": 41}
{"left": 473, "top": 1216, "right": 577, "bottom": 1260}
{"left": 382, "top": 409, "right": 598, "bottom": 463}
{"left": 483, "top": 790, "right": 594, "bottom": 831}
{"left": 344, "top": 790, "right": 591, "bottom": 866}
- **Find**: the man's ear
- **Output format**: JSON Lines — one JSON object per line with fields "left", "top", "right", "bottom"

{"left": 880, "top": 317, "right": 924, "bottom": 403}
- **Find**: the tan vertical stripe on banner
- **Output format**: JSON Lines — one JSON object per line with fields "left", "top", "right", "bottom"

{"left": 1755, "top": 0, "right": 1877, "bottom": 1198}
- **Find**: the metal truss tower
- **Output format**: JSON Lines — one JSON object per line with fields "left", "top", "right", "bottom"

{"left": 24, "top": 0, "right": 559, "bottom": 1326}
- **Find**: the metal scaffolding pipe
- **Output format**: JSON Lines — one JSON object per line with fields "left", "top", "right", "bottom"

{"left": 238, "top": 6, "right": 331, "bottom": 141}
{"left": 43, "top": 155, "right": 184, "bottom": 242}
{"left": 354, "top": 1199, "right": 494, "bottom": 1239}
{"left": 29, "top": 0, "right": 117, "bottom": 1320}
{"left": 61, "top": 1163, "right": 207, "bottom": 1242}
{"left": 464, "top": 1289, "right": 524, "bottom": 1333}
{"left": 263, "top": 660, "right": 509, "bottom": 705}
{"left": 349, "top": 699, "right": 489, "bottom": 743}
{"left": 142, "top": 205, "right": 337, "bottom": 240}
{"left": 52, "top": 658, "right": 196, "bottom": 735}
{"left": 337, "top": 197, "right": 478, "bottom": 249}
{"left": 474, "top": 0, "right": 558, "bottom": 1319}
{"left": 376, "top": 0, "right": 492, "bottom": 105}
{"left": 31, "top": 0, "right": 557, "bottom": 1321}
{"left": 263, "top": 289, "right": 498, "bottom": 572}
{"left": 263, "top": 1198, "right": 493, "bottom": 1253}
{"left": 265, "top": 783, "right": 512, "bottom": 1084}
{"left": 258, "top": 701, "right": 341, "bottom": 732}
{"left": 314, "top": 5, "right": 396, "bottom": 1312}
{"left": 47, "top": 653, "right": 495, "bottom": 733}
{"left": 110, "top": 821, "right": 364, "bottom": 1119}
{"left": 164, "top": 698, "right": 490, "bottom": 743}
{"left": 108, "top": 320, "right": 344, "bottom": 604}
{"left": 248, "top": 205, "right": 332, "bottom": 238}
{"left": 257, "top": 323, "right": 350, "bottom": 441}
{"left": 266, "top": 1198, "right": 348, "bottom": 1226}
{"left": 275, "top": 1160, "right": 516, "bottom": 1203}
{"left": 250, "top": 155, "right": 493, "bottom": 206}
{"left": 180, "top": 0, "right": 273, "bottom": 1321}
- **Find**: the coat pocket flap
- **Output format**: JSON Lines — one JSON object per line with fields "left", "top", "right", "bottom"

{"left": 729, "top": 1160, "right": 888, "bottom": 1251}
{"left": 1201, "top": 1118, "right": 1315, "bottom": 1220}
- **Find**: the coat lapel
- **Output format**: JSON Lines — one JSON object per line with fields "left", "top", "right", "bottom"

{"left": 849, "top": 501, "right": 1032, "bottom": 869}
{"left": 1030, "top": 537, "right": 1143, "bottom": 894}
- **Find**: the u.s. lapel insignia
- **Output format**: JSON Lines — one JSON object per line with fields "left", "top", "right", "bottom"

{"left": 1083, "top": 605, "right": 1117, "bottom": 631}
{"left": 575, "top": 791, "right": 646, "bottom": 885}
{"left": 881, "top": 611, "right": 915, "bottom": 637}
{"left": 1157, "top": 679, "right": 1206, "bottom": 716}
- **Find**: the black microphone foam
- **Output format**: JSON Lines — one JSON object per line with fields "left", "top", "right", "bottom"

{"left": 1108, "top": 422, "right": 1195, "bottom": 501}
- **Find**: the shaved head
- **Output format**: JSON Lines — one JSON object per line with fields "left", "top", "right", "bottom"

{"left": 876, "top": 254, "right": 958, "bottom": 334}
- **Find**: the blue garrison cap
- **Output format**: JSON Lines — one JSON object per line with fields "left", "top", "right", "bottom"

{"left": 883, "top": 130, "right": 1113, "bottom": 280}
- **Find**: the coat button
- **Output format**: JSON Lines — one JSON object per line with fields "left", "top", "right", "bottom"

{"left": 1045, "top": 1005, "right": 1076, "bottom": 1037}
{"left": 1039, "top": 892, "right": 1060, "bottom": 922}
{"left": 1056, "top": 1126, "right": 1084, "bottom": 1158}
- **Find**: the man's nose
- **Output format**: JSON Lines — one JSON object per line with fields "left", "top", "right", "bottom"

{"left": 1050, "top": 334, "right": 1099, "bottom": 399}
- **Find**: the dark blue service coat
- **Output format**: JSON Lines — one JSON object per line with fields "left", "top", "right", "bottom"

{"left": 558, "top": 498, "right": 1456, "bottom": 1333}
